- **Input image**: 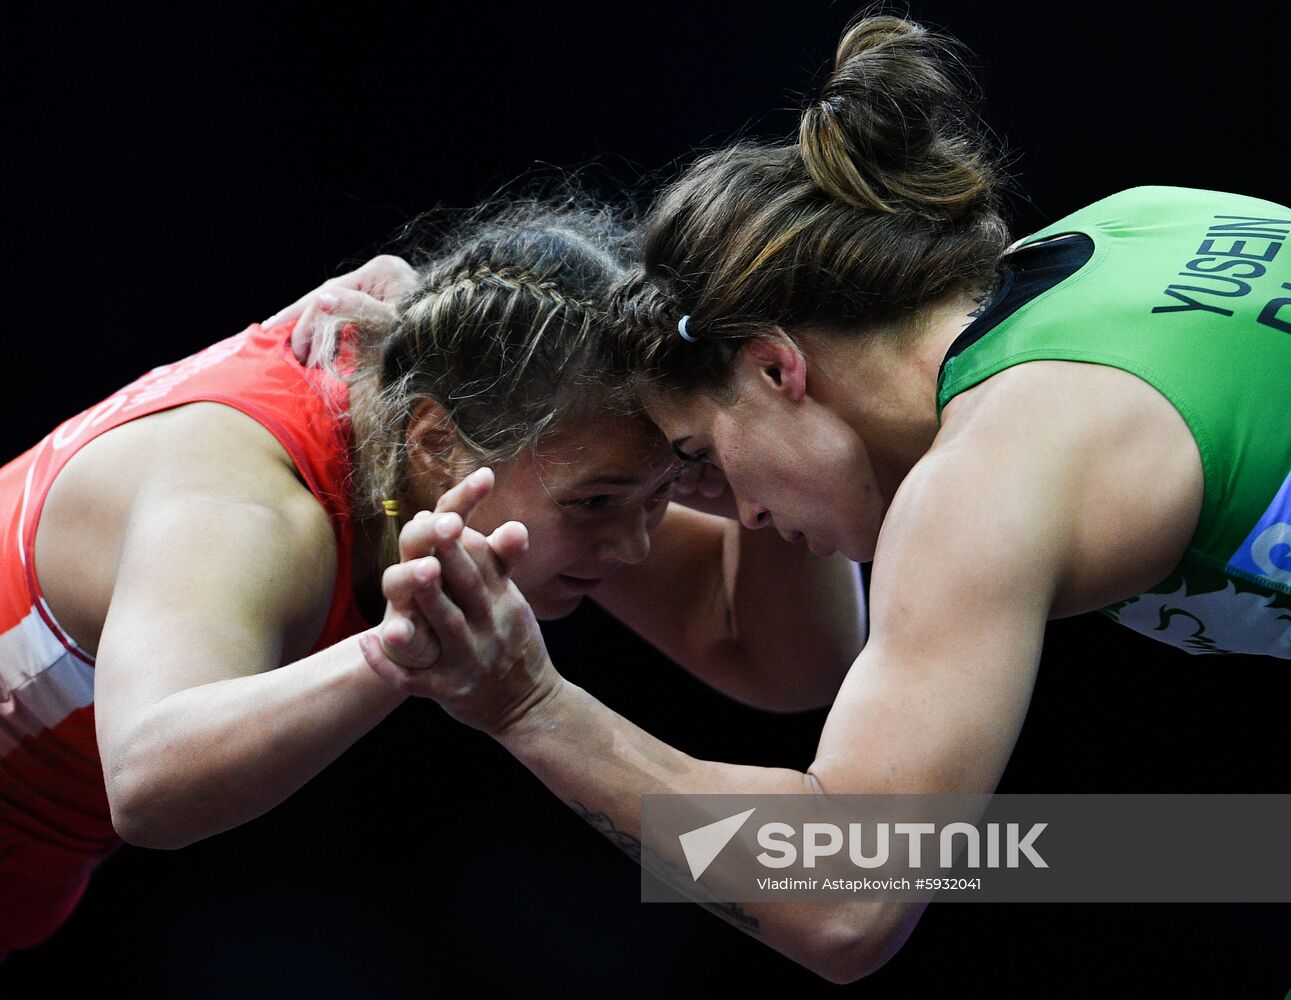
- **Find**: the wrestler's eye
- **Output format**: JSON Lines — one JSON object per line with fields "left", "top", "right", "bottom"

{"left": 672, "top": 440, "right": 706, "bottom": 464}
{"left": 571, "top": 494, "right": 612, "bottom": 511}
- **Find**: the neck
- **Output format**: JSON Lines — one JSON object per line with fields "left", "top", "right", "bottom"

{"left": 812, "top": 282, "right": 993, "bottom": 497}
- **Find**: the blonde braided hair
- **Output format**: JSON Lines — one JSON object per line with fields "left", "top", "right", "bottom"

{"left": 315, "top": 198, "right": 638, "bottom": 570}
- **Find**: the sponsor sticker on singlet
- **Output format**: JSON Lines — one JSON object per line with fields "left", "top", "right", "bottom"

{"left": 1228, "top": 469, "right": 1291, "bottom": 590}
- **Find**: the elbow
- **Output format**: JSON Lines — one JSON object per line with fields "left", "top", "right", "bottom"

{"left": 801, "top": 923, "right": 890, "bottom": 985}
{"left": 102, "top": 722, "right": 201, "bottom": 850}
{"left": 107, "top": 773, "right": 193, "bottom": 851}
{"left": 798, "top": 905, "right": 916, "bottom": 985}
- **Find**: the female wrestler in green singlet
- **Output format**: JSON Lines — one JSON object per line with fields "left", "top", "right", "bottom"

{"left": 353, "top": 13, "right": 1290, "bottom": 984}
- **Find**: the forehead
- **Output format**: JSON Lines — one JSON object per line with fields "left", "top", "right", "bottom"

{"left": 532, "top": 413, "right": 675, "bottom": 481}
{"left": 640, "top": 387, "right": 719, "bottom": 442}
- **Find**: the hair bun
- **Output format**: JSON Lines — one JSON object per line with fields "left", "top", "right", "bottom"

{"left": 799, "top": 14, "right": 996, "bottom": 220}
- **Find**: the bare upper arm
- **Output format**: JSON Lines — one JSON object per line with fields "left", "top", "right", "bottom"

{"left": 71, "top": 404, "right": 338, "bottom": 773}
{"left": 809, "top": 360, "right": 1202, "bottom": 795}
{"left": 591, "top": 502, "right": 731, "bottom": 669}
{"left": 594, "top": 502, "right": 864, "bottom": 710}
{"left": 810, "top": 421, "right": 1061, "bottom": 793}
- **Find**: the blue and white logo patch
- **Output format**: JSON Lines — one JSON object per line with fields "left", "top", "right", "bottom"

{"left": 1228, "top": 469, "right": 1291, "bottom": 590}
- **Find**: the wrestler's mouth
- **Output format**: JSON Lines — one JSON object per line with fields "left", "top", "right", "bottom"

{"left": 558, "top": 574, "right": 605, "bottom": 594}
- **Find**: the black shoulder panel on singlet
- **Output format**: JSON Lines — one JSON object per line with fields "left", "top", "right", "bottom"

{"left": 938, "top": 234, "right": 1095, "bottom": 377}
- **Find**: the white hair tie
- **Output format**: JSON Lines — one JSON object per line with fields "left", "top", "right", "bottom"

{"left": 677, "top": 315, "right": 697, "bottom": 343}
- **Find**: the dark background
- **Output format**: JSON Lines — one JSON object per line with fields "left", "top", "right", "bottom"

{"left": 4, "top": 2, "right": 1289, "bottom": 997}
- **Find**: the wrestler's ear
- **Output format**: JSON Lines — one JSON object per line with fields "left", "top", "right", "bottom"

{"left": 405, "top": 398, "right": 475, "bottom": 487}
{"left": 738, "top": 329, "right": 807, "bottom": 402}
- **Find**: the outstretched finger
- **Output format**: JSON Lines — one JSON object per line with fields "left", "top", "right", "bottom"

{"left": 263, "top": 289, "right": 316, "bottom": 332}
{"left": 434, "top": 468, "right": 495, "bottom": 524}
{"left": 486, "top": 521, "right": 530, "bottom": 577}
{"left": 456, "top": 525, "right": 510, "bottom": 588}
{"left": 397, "top": 510, "right": 463, "bottom": 563}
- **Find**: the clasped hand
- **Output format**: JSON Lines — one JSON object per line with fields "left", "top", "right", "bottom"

{"left": 357, "top": 469, "right": 559, "bottom": 737}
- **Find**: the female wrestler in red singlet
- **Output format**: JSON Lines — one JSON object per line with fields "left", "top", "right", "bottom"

{"left": 0, "top": 201, "right": 865, "bottom": 957}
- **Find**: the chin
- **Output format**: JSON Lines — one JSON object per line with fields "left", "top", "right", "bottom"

{"left": 841, "top": 536, "right": 876, "bottom": 563}
{"left": 530, "top": 593, "right": 585, "bottom": 621}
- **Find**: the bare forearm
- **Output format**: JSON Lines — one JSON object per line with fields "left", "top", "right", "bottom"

{"left": 107, "top": 631, "right": 406, "bottom": 849}
{"left": 724, "top": 524, "right": 866, "bottom": 710}
{"left": 496, "top": 676, "right": 900, "bottom": 982}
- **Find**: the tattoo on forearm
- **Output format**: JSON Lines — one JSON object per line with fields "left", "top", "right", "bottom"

{"left": 572, "top": 799, "right": 644, "bottom": 863}
{"left": 569, "top": 799, "right": 761, "bottom": 934}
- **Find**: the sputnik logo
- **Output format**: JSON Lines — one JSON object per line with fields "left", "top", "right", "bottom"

{"left": 678, "top": 808, "right": 756, "bottom": 881}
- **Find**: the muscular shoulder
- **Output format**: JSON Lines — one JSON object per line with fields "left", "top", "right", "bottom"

{"left": 141, "top": 403, "right": 337, "bottom": 571}
{"left": 39, "top": 402, "right": 336, "bottom": 657}
{"left": 929, "top": 359, "right": 1205, "bottom": 614}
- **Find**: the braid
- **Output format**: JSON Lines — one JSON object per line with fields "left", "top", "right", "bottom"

{"left": 601, "top": 266, "right": 753, "bottom": 402}
{"left": 461, "top": 265, "right": 599, "bottom": 313}
{"left": 336, "top": 197, "right": 635, "bottom": 570}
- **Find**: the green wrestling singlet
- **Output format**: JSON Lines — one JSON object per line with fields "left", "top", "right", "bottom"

{"left": 938, "top": 186, "right": 1291, "bottom": 657}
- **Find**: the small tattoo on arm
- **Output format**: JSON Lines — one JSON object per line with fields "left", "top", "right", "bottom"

{"left": 569, "top": 800, "right": 761, "bottom": 933}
